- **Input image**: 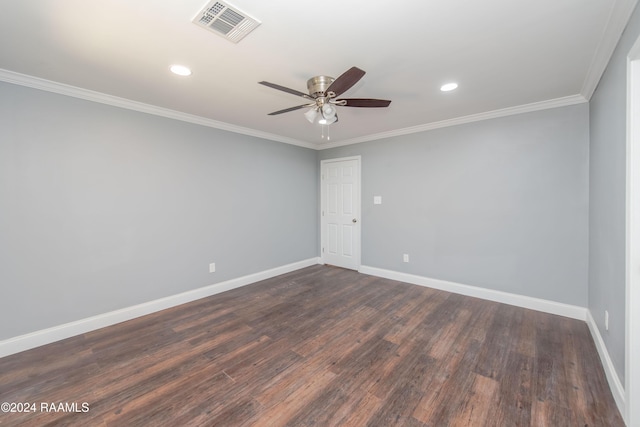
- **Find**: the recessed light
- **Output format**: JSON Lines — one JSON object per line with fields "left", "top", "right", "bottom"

{"left": 170, "top": 65, "right": 192, "bottom": 76}
{"left": 440, "top": 82, "right": 458, "bottom": 92}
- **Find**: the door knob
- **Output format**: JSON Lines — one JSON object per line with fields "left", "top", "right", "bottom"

{"left": 352, "top": 218, "right": 357, "bottom": 223}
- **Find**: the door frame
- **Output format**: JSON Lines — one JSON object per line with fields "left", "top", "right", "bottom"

{"left": 626, "top": 35, "right": 640, "bottom": 427}
{"left": 320, "top": 155, "right": 362, "bottom": 270}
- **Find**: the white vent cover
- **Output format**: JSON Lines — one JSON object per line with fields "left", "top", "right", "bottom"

{"left": 193, "top": 1, "right": 261, "bottom": 43}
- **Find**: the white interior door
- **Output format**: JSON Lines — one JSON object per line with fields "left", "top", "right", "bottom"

{"left": 321, "top": 157, "right": 360, "bottom": 270}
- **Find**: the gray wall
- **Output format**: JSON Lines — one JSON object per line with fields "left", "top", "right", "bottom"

{"left": 319, "top": 104, "right": 590, "bottom": 306}
{"left": 589, "top": 3, "right": 640, "bottom": 386}
{"left": 0, "top": 82, "right": 318, "bottom": 340}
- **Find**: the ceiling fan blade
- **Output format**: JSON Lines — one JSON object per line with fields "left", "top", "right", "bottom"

{"left": 326, "top": 67, "right": 366, "bottom": 97}
{"left": 259, "top": 81, "right": 314, "bottom": 100}
{"left": 337, "top": 98, "right": 392, "bottom": 107}
{"left": 268, "top": 104, "right": 313, "bottom": 115}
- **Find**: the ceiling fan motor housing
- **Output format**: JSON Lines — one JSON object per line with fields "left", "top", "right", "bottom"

{"left": 307, "top": 76, "right": 335, "bottom": 97}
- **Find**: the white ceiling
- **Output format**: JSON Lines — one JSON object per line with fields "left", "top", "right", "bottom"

{"left": 0, "top": 0, "right": 636, "bottom": 148}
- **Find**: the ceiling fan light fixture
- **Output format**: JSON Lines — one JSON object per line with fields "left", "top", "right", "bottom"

{"left": 322, "top": 103, "right": 336, "bottom": 119}
{"left": 319, "top": 115, "right": 337, "bottom": 125}
{"left": 304, "top": 108, "right": 318, "bottom": 123}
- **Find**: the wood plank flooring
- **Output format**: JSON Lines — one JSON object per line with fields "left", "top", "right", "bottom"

{"left": 0, "top": 265, "right": 624, "bottom": 426}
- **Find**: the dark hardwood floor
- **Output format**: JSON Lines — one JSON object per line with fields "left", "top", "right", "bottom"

{"left": 0, "top": 265, "right": 623, "bottom": 426}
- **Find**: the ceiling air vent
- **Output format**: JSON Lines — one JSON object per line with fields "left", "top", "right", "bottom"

{"left": 193, "top": 1, "right": 261, "bottom": 43}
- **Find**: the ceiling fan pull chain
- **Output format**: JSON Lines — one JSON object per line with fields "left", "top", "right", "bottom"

{"left": 321, "top": 124, "right": 330, "bottom": 141}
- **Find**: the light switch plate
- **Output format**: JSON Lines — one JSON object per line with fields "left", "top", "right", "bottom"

{"left": 374, "top": 196, "right": 382, "bottom": 205}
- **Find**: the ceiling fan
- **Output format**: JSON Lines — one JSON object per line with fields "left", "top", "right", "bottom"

{"left": 259, "top": 66, "right": 391, "bottom": 125}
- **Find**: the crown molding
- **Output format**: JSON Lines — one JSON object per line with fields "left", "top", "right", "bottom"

{"left": 581, "top": 0, "right": 639, "bottom": 99}
{"left": 317, "top": 94, "right": 588, "bottom": 150}
{"left": 1, "top": 68, "right": 588, "bottom": 151}
{"left": 0, "top": 68, "right": 315, "bottom": 150}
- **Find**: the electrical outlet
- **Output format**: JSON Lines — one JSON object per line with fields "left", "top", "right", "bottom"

{"left": 403, "top": 254, "right": 409, "bottom": 263}
{"left": 605, "top": 310, "right": 609, "bottom": 331}
{"left": 209, "top": 262, "right": 216, "bottom": 273}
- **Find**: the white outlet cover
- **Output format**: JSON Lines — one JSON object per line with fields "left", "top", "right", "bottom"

{"left": 209, "top": 262, "right": 216, "bottom": 273}
{"left": 374, "top": 196, "right": 382, "bottom": 205}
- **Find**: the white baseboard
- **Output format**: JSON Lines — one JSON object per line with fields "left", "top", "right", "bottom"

{"left": 586, "top": 310, "right": 626, "bottom": 419}
{"left": 0, "top": 257, "right": 320, "bottom": 358}
{"left": 359, "top": 265, "right": 587, "bottom": 320}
